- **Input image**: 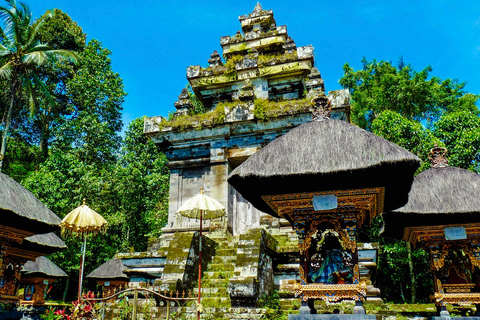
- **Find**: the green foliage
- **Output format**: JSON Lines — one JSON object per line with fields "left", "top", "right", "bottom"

{"left": 23, "top": 117, "right": 169, "bottom": 300}
{"left": 253, "top": 98, "right": 311, "bottom": 121}
{"left": 224, "top": 54, "right": 243, "bottom": 76}
{"left": 340, "top": 58, "right": 479, "bottom": 130}
{"left": 40, "top": 307, "right": 62, "bottom": 320}
{"left": 257, "top": 50, "right": 297, "bottom": 66}
{"left": 186, "top": 84, "right": 205, "bottom": 115}
{"left": 371, "top": 110, "right": 438, "bottom": 173}
{"left": 0, "top": 0, "right": 78, "bottom": 171}
{"left": 434, "top": 111, "right": 480, "bottom": 172}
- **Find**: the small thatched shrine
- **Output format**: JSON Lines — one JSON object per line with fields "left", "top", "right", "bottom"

{"left": 228, "top": 106, "right": 421, "bottom": 314}
{"left": 87, "top": 259, "right": 129, "bottom": 299}
{"left": 0, "top": 172, "right": 64, "bottom": 303}
{"left": 20, "top": 256, "right": 67, "bottom": 305}
{"left": 382, "top": 145, "right": 480, "bottom": 316}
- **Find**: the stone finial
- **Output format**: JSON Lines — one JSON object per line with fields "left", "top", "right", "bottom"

{"left": 309, "top": 67, "right": 321, "bottom": 79}
{"left": 283, "top": 36, "right": 296, "bottom": 52}
{"left": 253, "top": 2, "right": 263, "bottom": 14}
{"left": 306, "top": 68, "right": 325, "bottom": 93}
{"left": 236, "top": 80, "right": 255, "bottom": 102}
{"left": 311, "top": 94, "right": 331, "bottom": 121}
{"left": 178, "top": 88, "right": 189, "bottom": 100}
{"left": 174, "top": 88, "right": 193, "bottom": 116}
{"left": 428, "top": 143, "right": 449, "bottom": 168}
{"left": 208, "top": 50, "right": 223, "bottom": 67}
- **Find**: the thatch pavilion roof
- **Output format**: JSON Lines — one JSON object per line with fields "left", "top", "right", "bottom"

{"left": 86, "top": 259, "right": 128, "bottom": 280}
{"left": 228, "top": 119, "right": 421, "bottom": 216}
{"left": 383, "top": 166, "right": 480, "bottom": 239}
{"left": 20, "top": 233, "right": 67, "bottom": 255}
{"left": 0, "top": 172, "right": 61, "bottom": 233}
{"left": 22, "top": 256, "right": 67, "bottom": 279}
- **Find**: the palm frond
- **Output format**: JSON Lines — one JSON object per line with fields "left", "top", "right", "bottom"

{"left": 22, "top": 51, "right": 48, "bottom": 65}
{"left": 45, "top": 49, "right": 79, "bottom": 65}
{"left": 32, "top": 72, "right": 55, "bottom": 110}
{"left": 0, "top": 48, "right": 12, "bottom": 57}
{"left": 0, "top": 5, "right": 15, "bottom": 42}
{"left": 0, "top": 60, "right": 13, "bottom": 79}
{"left": 21, "top": 68, "right": 37, "bottom": 116}
{"left": 25, "top": 43, "right": 51, "bottom": 53}
{"left": 24, "top": 9, "right": 54, "bottom": 49}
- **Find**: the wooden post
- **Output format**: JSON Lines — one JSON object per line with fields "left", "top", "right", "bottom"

{"left": 197, "top": 210, "right": 203, "bottom": 320}
{"left": 133, "top": 288, "right": 138, "bottom": 320}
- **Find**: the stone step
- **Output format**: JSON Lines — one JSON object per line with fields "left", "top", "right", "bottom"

{"left": 217, "top": 248, "right": 236, "bottom": 255}
{"left": 199, "top": 296, "right": 231, "bottom": 308}
{"left": 195, "top": 286, "right": 229, "bottom": 295}
{"left": 204, "top": 271, "right": 234, "bottom": 279}
{"left": 208, "top": 263, "right": 234, "bottom": 272}
{"left": 212, "top": 255, "right": 237, "bottom": 264}
{"left": 198, "top": 278, "right": 229, "bottom": 287}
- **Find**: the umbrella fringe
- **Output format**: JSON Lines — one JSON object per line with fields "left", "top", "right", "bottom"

{"left": 61, "top": 225, "right": 108, "bottom": 238}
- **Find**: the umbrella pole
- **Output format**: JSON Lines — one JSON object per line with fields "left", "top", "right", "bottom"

{"left": 197, "top": 210, "right": 203, "bottom": 320}
{"left": 78, "top": 236, "right": 87, "bottom": 301}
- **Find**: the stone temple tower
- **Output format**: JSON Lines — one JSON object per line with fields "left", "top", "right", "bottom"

{"left": 144, "top": 3, "right": 350, "bottom": 239}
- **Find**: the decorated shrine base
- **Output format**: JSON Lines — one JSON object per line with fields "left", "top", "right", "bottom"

{"left": 288, "top": 315, "right": 378, "bottom": 320}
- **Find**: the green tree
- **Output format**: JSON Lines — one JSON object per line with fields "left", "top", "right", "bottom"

{"left": 112, "top": 117, "right": 169, "bottom": 250}
{"left": 23, "top": 117, "right": 169, "bottom": 300}
{"left": 434, "top": 111, "right": 480, "bottom": 172}
{"left": 340, "top": 58, "right": 479, "bottom": 130}
{"left": 0, "top": 0, "right": 78, "bottom": 171}
{"left": 54, "top": 39, "right": 125, "bottom": 165}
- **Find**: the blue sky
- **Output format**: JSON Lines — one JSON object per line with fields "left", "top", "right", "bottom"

{"left": 26, "top": 1, "right": 480, "bottom": 129}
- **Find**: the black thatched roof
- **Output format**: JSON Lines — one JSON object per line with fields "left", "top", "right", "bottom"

{"left": 0, "top": 172, "right": 61, "bottom": 233}
{"left": 22, "top": 256, "right": 67, "bottom": 278}
{"left": 383, "top": 166, "right": 480, "bottom": 239}
{"left": 86, "top": 259, "right": 128, "bottom": 280}
{"left": 228, "top": 119, "right": 421, "bottom": 216}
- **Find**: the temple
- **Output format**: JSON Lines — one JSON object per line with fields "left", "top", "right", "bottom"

{"left": 124, "top": 3, "right": 382, "bottom": 317}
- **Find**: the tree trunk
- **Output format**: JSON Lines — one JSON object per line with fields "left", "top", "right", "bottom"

{"left": 0, "top": 78, "right": 18, "bottom": 172}
{"left": 63, "top": 274, "right": 70, "bottom": 302}
{"left": 406, "top": 241, "right": 417, "bottom": 303}
{"left": 40, "top": 120, "right": 49, "bottom": 162}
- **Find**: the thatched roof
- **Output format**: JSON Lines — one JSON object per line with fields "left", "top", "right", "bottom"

{"left": 23, "top": 233, "right": 67, "bottom": 254}
{"left": 22, "top": 256, "right": 67, "bottom": 278}
{"left": 86, "top": 259, "right": 128, "bottom": 280}
{"left": 383, "top": 166, "right": 480, "bottom": 239}
{"left": 228, "top": 119, "right": 421, "bottom": 216}
{"left": 0, "top": 172, "right": 61, "bottom": 233}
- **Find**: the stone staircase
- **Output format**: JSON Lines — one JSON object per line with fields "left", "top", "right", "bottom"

{"left": 193, "top": 235, "right": 238, "bottom": 319}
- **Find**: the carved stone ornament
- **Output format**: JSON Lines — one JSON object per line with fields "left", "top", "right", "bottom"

{"left": 428, "top": 143, "right": 449, "bottom": 168}
{"left": 311, "top": 95, "right": 331, "bottom": 121}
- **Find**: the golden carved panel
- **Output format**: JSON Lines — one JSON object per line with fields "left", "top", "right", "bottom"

{"left": 293, "top": 282, "right": 367, "bottom": 302}
{"left": 262, "top": 187, "right": 385, "bottom": 225}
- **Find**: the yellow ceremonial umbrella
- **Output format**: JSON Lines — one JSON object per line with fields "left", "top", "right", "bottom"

{"left": 176, "top": 188, "right": 225, "bottom": 320}
{"left": 61, "top": 199, "right": 107, "bottom": 301}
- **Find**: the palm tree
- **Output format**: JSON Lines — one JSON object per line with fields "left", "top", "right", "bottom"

{"left": 0, "top": 0, "right": 78, "bottom": 171}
